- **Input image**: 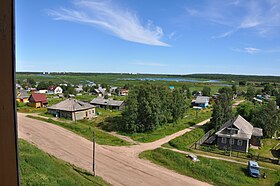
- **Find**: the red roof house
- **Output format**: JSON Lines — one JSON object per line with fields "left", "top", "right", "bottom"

{"left": 28, "top": 93, "right": 48, "bottom": 108}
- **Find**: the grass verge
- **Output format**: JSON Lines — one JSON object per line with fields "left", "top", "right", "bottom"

{"left": 19, "top": 139, "right": 110, "bottom": 186}
{"left": 162, "top": 124, "right": 210, "bottom": 151}
{"left": 120, "top": 108, "right": 212, "bottom": 143}
{"left": 140, "top": 148, "right": 280, "bottom": 186}
{"left": 27, "top": 115, "right": 131, "bottom": 146}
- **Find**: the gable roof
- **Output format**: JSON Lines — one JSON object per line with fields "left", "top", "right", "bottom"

{"left": 17, "top": 89, "right": 29, "bottom": 99}
{"left": 216, "top": 115, "right": 254, "bottom": 139}
{"left": 29, "top": 93, "right": 47, "bottom": 103}
{"left": 48, "top": 99, "right": 95, "bottom": 112}
{"left": 90, "top": 97, "right": 124, "bottom": 107}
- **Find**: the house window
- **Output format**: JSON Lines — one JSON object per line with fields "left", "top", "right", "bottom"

{"left": 237, "top": 140, "right": 243, "bottom": 146}
{"left": 229, "top": 138, "right": 235, "bottom": 145}
{"left": 221, "top": 137, "right": 227, "bottom": 144}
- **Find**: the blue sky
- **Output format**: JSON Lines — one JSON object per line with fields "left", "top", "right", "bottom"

{"left": 16, "top": 0, "right": 280, "bottom": 75}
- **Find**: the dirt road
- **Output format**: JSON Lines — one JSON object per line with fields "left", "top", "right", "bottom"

{"left": 18, "top": 113, "right": 211, "bottom": 186}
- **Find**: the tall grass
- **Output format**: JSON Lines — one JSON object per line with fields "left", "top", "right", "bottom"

{"left": 140, "top": 148, "right": 280, "bottom": 186}
{"left": 19, "top": 139, "right": 110, "bottom": 186}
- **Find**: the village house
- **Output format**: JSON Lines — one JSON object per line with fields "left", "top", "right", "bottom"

{"left": 119, "top": 88, "right": 129, "bottom": 96}
{"left": 28, "top": 93, "right": 48, "bottom": 108}
{"left": 16, "top": 89, "right": 29, "bottom": 103}
{"left": 192, "top": 96, "right": 209, "bottom": 108}
{"left": 215, "top": 115, "right": 263, "bottom": 153}
{"left": 90, "top": 97, "right": 125, "bottom": 110}
{"left": 47, "top": 99, "right": 96, "bottom": 121}
{"left": 75, "top": 85, "right": 84, "bottom": 93}
{"left": 47, "top": 86, "right": 63, "bottom": 95}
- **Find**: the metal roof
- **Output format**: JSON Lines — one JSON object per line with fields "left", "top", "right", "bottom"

{"left": 216, "top": 115, "right": 263, "bottom": 139}
{"left": 48, "top": 98, "right": 95, "bottom": 112}
{"left": 195, "top": 96, "right": 209, "bottom": 104}
{"left": 90, "top": 97, "right": 124, "bottom": 107}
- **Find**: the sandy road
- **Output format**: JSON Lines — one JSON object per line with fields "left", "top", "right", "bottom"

{"left": 18, "top": 113, "right": 211, "bottom": 186}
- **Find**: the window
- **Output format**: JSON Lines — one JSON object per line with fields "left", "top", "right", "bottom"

{"left": 237, "top": 140, "right": 243, "bottom": 146}
{"left": 221, "top": 137, "right": 227, "bottom": 144}
{"left": 229, "top": 138, "right": 235, "bottom": 145}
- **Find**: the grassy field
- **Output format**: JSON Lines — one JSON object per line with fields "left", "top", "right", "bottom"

{"left": 27, "top": 115, "right": 131, "bottom": 146}
{"left": 19, "top": 139, "right": 109, "bottom": 186}
{"left": 119, "top": 108, "right": 212, "bottom": 143}
{"left": 163, "top": 124, "right": 211, "bottom": 151}
{"left": 250, "top": 139, "right": 280, "bottom": 159}
{"left": 140, "top": 148, "right": 280, "bottom": 186}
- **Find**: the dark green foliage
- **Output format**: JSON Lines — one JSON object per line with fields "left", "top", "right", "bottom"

{"left": 62, "top": 84, "right": 77, "bottom": 97}
{"left": 238, "top": 101, "right": 280, "bottom": 138}
{"left": 276, "top": 93, "right": 280, "bottom": 107}
{"left": 27, "top": 78, "right": 36, "bottom": 87}
{"left": 201, "top": 86, "right": 211, "bottom": 96}
{"left": 122, "top": 84, "right": 186, "bottom": 133}
{"left": 262, "top": 84, "right": 276, "bottom": 95}
{"left": 37, "top": 81, "right": 48, "bottom": 90}
{"left": 210, "top": 88, "right": 234, "bottom": 130}
{"left": 239, "top": 81, "right": 247, "bottom": 86}
{"left": 251, "top": 101, "right": 280, "bottom": 138}
{"left": 236, "top": 101, "right": 261, "bottom": 121}
{"left": 231, "top": 84, "right": 237, "bottom": 94}
{"left": 246, "top": 86, "right": 256, "bottom": 101}
{"left": 182, "top": 84, "right": 191, "bottom": 98}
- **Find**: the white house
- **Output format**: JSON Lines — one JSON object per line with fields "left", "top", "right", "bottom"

{"left": 48, "top": 86, "right": 63, "bottom": 94}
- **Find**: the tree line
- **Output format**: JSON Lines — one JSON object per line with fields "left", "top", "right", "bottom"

{"left": 210, "top": 86, "right": 280, "bottom": 138}
{"left": 121, "top": 84, "right": 187, "bottom": 133}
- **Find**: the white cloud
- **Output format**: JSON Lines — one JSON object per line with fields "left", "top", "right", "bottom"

{"left": 231, "top": 47, "right": 261, "bottom": 54}
{"left": 47, "top": 0, "right": 169, "bottom": 47}
{"left": 130, "top": 62, "right": 168, "bottom": 67}
{"left": 185, "top": 0, "right": 280, "bottom": 38}
{"left": 231, "top": 46, "right": 280, "bottom": 54}
{"left": 244, "top": 47, "right": 261, "bottom": 54}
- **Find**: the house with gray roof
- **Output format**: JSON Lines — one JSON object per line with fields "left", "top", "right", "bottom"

{"left": 216, "top": 115, "right": 263, "bottom": 153}
{"left": 193, "top": 96, "right": 209, "bottom": 108}
{"left": 47, "top": 99, "right": 96, "bottom": 121}
{"left": 90, "top": 97, "right": 125, "bottom": 110}
{"left": 16, "top": 89, "right": 29, "bottom": 103}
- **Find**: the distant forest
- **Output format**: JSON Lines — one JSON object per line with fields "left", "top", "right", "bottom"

{"left": 16, "top": 72, "right": 280, "bottom": 83}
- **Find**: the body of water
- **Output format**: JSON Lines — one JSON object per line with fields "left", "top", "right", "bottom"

{"left": 121, "top": 77, "right": 221, "bottom": 83}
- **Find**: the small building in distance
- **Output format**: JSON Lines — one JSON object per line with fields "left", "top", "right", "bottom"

{"left": 90, "top": 97, "right": 125, "bottom": 110}
{"left": 16, "top": 89, "right": 29, "bottom": 103}
{"left": 48, "top": 86, "right": 63, "bottom": 95}
{"left": 119, "top": 88, "right": 129, "bottom": 96}
{"left": 215, "top": 115, "right": 263, "bottom": 153}
{"left": 192, "top": 96, "right": 209, "bottom": 108}
{"left": 28, "top": 93, "right": 48, "bottom": 108}
{"left": 47, "top": 99, "right": 96, "bottom": 121}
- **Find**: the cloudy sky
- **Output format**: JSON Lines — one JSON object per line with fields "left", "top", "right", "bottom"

{"left": 16, "top": 0, "right": 280, "bottom": 75}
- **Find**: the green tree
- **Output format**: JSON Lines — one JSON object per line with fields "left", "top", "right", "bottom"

{"left": 231, "top": 84, "right": 237, "bottom": 94}
{"left": 246, "top": 86, "right": 255, "bottom": 101}
{"left": 170, "top": 88, "right": 186, "bottom": 122}
{"left": 182, "top": 84, "right": 191, "bottom": 98}
{"left": 202, "top": 86, "right": 211, "bottom": 96}
{"left": 37, "top": 81, "right": 48, "bottom": 90}
{"left": 122, "top": 89, "right": 139, "bottom": 133}
{"left": 210, "top": 93, "right": 233, "bottom": 130}
{"left": 252, "top": 101, "right": 280, "bottom": 138}
{"left": 276, "top": 93, "right": 280, "bottom": 107}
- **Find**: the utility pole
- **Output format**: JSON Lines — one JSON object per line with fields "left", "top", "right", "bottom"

{"left": 93, "top": 131, "right": 96, "bottom": 176}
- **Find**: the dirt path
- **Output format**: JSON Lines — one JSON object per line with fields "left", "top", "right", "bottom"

{"left": 18, "top": 113, "right": 211, "bottom": 186}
